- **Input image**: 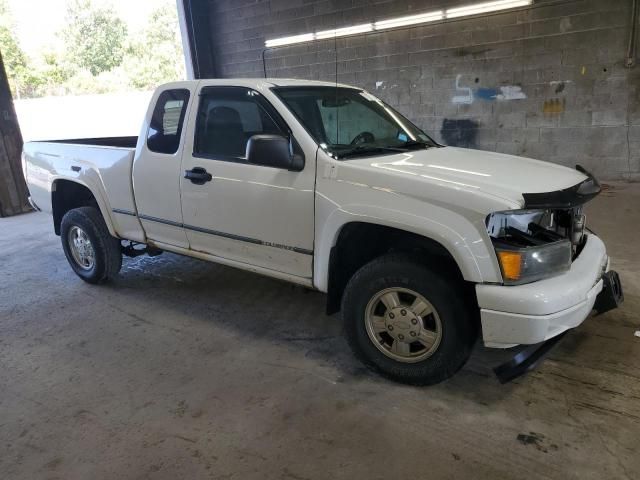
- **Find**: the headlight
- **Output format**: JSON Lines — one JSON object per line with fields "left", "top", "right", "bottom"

{"left": 495, "top": 240, "right": 572, "bottom": 285}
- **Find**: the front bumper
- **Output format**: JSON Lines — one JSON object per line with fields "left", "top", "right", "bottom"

{"left": 477, "top": 234, "right": 615, "bottom": 348}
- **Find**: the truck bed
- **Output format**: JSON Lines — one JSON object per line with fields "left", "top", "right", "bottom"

{"left": 46, "top": 136, "right": 138, "bottom": 149}
{"left": 23, "top": 138, "right": 146, "bottom": 243}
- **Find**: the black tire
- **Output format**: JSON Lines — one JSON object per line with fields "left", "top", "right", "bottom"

{"left": 342, "top": 253, "right": 477, "bottom": 386}
{"left": 60, "top": 206, "right": 122, "bottom": 284}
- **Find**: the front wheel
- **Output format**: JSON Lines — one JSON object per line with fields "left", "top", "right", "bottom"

{"left": 342, "top": 253, "right": 477, "bottom": 385}
{"left": 60, "top": 206, "right": 122, "bottom": 284}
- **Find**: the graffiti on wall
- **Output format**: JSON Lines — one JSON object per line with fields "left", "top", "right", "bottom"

{"left": 543, "top": 98, "right": 565, "bottom": 115}
{"left": 495, "top": 86, "right": 526, "bottom": 100}
{"left": 451, "top": 75, "right": 526, "bottom": 104}
{"left": 542, "top": 80, "right": 570, "bottom": 115}
{"left": 440, "top": 118, "right": 479, "bottom": 148}
{"left": 451, "top": 75, "right": 473, "bottom": 104}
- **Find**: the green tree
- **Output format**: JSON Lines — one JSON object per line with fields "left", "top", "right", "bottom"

{"left": 0, "top": 0, "right": 41, "bottom": 98}
{"left": 0, "top": 0, "right": 184, "bottom": 98}
{"left": 36, "top": 51, "right": 76, "bottom": 95}
{"left": 63, "top": 0, "right": 128, "bottom": 76}
{"left": 124, "top": 2, "right": 185, "bottom": 90}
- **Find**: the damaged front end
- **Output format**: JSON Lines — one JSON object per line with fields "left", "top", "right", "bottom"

{"left": 486, "top": 166, "right": 600, "bottom": 285}
{"left": 485, "top": 166, "right": 624, "bottom": 383}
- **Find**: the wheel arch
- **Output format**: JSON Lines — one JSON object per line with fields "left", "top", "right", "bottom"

{"left": 323, "top": 221, "right": 479, "bottom": 315}
{"left": 51, "top": 179, "right": 117, "bottom": 237}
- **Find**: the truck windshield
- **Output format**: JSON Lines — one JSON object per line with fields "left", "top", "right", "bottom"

{"left": 273, "top": 86, "right": 436, "bottom": 159}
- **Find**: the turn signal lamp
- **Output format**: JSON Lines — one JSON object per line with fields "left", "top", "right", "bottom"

{"left": 497, "top": 250, "right": 523, "bottom": 281}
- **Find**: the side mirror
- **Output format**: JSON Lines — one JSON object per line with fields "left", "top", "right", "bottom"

{"left": 246, "top": 134, "right": 304, "bottom": 171}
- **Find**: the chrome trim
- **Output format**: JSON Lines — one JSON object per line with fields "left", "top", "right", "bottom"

{"left": 67, "top": 225, "right": 95, "bottom": 270}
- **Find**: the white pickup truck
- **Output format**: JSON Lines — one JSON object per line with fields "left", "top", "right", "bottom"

{"left": 22, "top": 79, "right": 623, "bottom": 385}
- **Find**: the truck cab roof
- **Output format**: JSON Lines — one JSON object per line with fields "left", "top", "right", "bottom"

{"left": 158, "top": 78, "right": 360, "bottom": 90}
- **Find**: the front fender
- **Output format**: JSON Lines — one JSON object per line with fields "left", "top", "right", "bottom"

{"left": 313, "top": 195, "right": 502, "bottom": 292}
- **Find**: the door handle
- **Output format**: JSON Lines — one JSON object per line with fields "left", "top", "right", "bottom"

{"left": 184, "top": 167, "right": 212, "bottom": 185}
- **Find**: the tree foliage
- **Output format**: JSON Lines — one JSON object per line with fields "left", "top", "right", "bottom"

{"left": 0, "top": 0, "right": 41, "bottom": 98}
{"left": 0, "top": 0, "right": 185, "bottom": 99}
{"left": 62, "top": 0, "right": 128, "bottom": 76}
{"left": 125, "top": 3, "right": 185, "bottom": 90}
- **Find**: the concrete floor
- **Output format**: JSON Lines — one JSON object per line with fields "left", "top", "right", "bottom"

{"left": 1, "top": 183, "right": 639, "bottom": 480}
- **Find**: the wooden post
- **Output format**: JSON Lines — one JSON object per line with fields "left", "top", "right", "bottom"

{"left": 0, "top": 50, "right": 31, "bottom": 217}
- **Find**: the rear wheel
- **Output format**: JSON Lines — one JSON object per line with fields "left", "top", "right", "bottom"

{"left": 60, "top": 206, "right": 122, "bottom": 284}
{"left": 342, "top": 253, "right": 477, "bottom": 385}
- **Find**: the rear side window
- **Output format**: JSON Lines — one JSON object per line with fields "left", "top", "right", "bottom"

{"left": 147, "top": 89, "right": 190, "bottom": 154}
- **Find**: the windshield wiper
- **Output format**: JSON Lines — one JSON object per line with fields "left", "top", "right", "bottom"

{"left": 338, "top": 145, "right": 407, "bottom": 159}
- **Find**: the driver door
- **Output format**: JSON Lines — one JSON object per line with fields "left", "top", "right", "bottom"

{"left": 179, "top": 85, "right": 315, "bottom": 279}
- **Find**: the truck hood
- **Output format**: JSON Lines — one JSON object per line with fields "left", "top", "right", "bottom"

{"left": 343, "top": 146, "right": 589, "bottom": 209}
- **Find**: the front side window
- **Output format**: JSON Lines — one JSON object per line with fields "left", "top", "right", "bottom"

{"left": 147, "top": 89, "right": 190, "bottom": 154}
{"left": 194, "top": 87, "right": 284, "bottom": 160}
{"left": 274, "top": 86, "right": 436, "bottom": 159}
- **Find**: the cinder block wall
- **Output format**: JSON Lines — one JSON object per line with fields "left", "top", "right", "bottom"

{"left": 207, "top": 0, "right": 640, "bottom": 180}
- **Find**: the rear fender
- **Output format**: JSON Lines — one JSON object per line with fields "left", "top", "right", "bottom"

{"left": 52, "top": 175, "right": 118, "bottom": 238}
